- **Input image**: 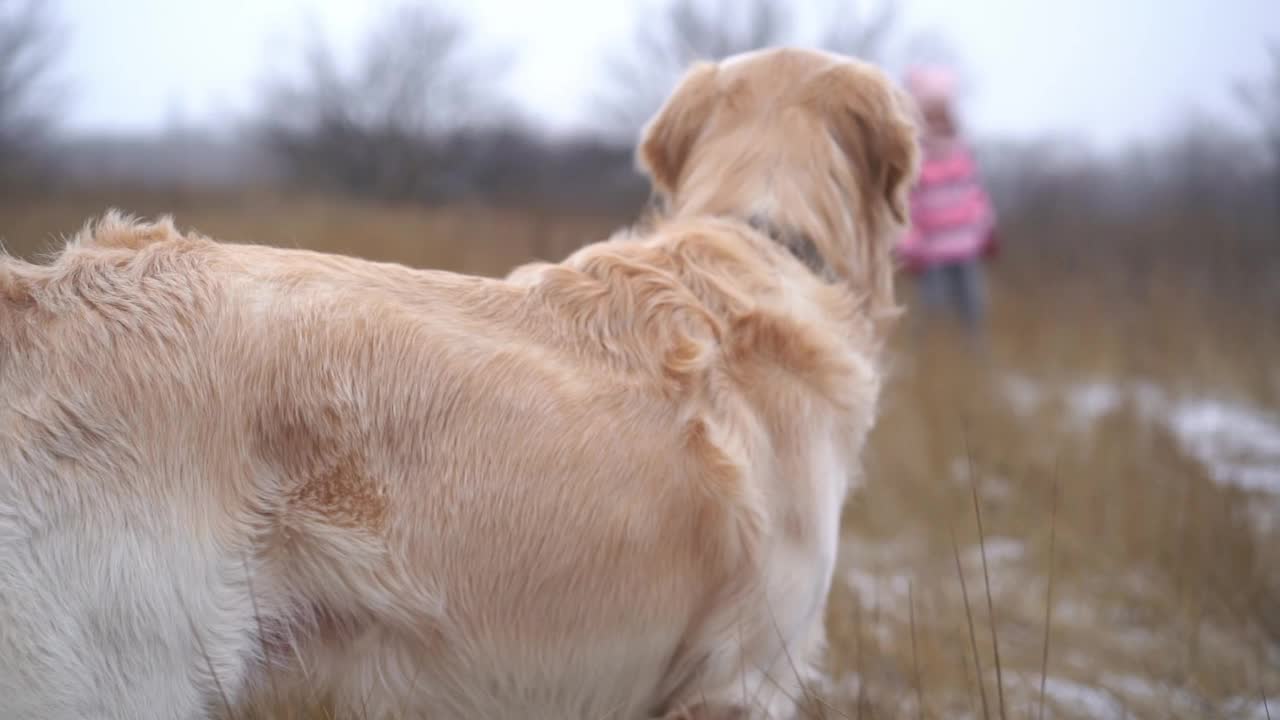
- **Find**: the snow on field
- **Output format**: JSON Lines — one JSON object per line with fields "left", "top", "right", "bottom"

{"left": 1167, "top": 398, "right": 1280, "bottom": 493}
{"left": 829, "top": 371, "right": 1279, "bottom": 717}
{"left": 835, "top": 372, "right": 1279, "bottom": 716}
{"left": 1002, "top": 672, "right": 1275, "bottom": 719}
{"left": 1001, "top": 372, "right": 1280, "bottom": 495}
{"left": 1038, "top": 677, "right": 1127, "bottom": 718}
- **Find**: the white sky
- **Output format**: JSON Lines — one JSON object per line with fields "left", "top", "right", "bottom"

{"left": 56, "top": 0, "right": 1280, "bottom": 151}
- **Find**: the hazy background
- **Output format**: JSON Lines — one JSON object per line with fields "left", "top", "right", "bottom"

{"left": 2, "top": 1, "right": 1279, "bottom": 718}
{"left": 47, "top": 0, "right": 1280, "bottom": 147}
{"left": 8, "top": 0, "right": 1280, "bottom": 198}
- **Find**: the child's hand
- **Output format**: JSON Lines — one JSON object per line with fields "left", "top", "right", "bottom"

{"left": 895, "top": 233, "right": 929, "bottom": 274}
{"left": 981, "top": 229, "right": 1000, "bottom": 260}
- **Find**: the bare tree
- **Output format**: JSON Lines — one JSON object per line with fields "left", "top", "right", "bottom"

{"left": 594, "top": 0, "right": 898, "bottom": 142}
{"left": 818, "top": 0, "right": 899, "bottom": 67}
{"left": 1237, "top": 39, "right": 1280, "bottom": 227}
{"left": 0, "top": 0, "right": 62, "bottom": 185}
{"left": 258, "top": 2, "right": 511, "bottom": 202}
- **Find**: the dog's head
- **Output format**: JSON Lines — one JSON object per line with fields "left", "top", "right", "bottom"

{"left": 637, "top": 47, "right": 919, "bottom": 318}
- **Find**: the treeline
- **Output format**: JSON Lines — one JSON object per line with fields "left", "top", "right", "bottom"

{"left": 5, "top": 0, "right": 1279, "bottom": 292}
{"left": 3, "top": 0, "right": 897, "bottom": 209}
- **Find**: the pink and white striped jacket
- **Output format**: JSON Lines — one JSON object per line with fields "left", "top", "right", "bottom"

{"left": 897, "top": 139, "right": 998, "bottom": 271}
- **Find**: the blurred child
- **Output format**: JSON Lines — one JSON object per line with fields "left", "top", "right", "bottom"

{"left": 897, "top": 65, "right": 999, "bottom": 342}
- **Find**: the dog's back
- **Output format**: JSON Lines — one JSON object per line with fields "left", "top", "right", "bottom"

{"left": 0, "top": 46, "right": 917, "bottom": 720}
{"left": 0, "top": 215, "right": 848, "bottom": 718}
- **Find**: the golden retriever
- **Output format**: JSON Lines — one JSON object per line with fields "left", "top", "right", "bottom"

{"left": 0, "top": 47, "right": 917, "bottom": 719}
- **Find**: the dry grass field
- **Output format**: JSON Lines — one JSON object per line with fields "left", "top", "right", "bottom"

{"left": 2, "top": 190, "right": 1277, "bottom": 719}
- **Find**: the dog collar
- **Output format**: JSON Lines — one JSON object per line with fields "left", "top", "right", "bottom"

{"left": 744, "top": 214, "right": 832, "bottom": 281}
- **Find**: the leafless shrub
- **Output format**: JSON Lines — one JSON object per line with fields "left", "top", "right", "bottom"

{"left": 0, "top": 0, "right": 63, "bottom": 187}
{"left": 1237, "top": 38, "right": 1280, "bottom": 229}
{"left": 594, "top": 0, "right": 898, "bottom": 142}
{"left": 257, "top": 2, "right": 511, "bottom": 203}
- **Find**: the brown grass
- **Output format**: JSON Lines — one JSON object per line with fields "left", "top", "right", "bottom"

{"left": 2, "top": 191, "right": 1276, "bottom": 719}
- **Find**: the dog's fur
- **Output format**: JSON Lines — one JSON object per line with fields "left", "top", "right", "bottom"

{"left": 0, "top": 48, "right": 917, "bottom": 719}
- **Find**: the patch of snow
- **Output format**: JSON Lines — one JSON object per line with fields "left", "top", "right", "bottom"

{"left": 1105, "top": 673, "right": 1162, "bottom": 702}
{"left": 1065, "top": 381, "right": 1125, "bottom": 426}
{"left": 1050, "top": 600, "right": 1096, "bottom": 628}
{"left": 1166, "top": 398, "right": 1280, "bottom": 493}
{"left": 1101, "top": 675, "right": 1211, "bottom": 717}
{"left": 1210, "top": 464, "right": 1280, "bottom": 494}
{"left": 1049, "top": 673, "right": 1274, "bottom": 719}
{"left": 1248, "top": 497, "right": 1280, "bottom": 535}
{"left": 997, "top": 371, "right": 1280, "bottom": 496}
{"left": 947, "top": 457, "right": 1015, "bottom": 501}
{"left": 979, "top": 474, "right": 1014, "bottom": 501}
{"left": 842, "top": 568, "right": 912, "bottom": 610}
{"left": 1232, "top": 696, "right": 1279, "bottom": 720}
{"left": 1040, "top": 677, "right": 1127, "bottom": 718}
{"left": 1130, "top": 380, "right": 1167, "bottom": 416}
{"left": 819, "top": 672, "right": 865, "bottom": 702}
{"left": 1002, "top": 373, "right": 1044, "bottom": 417}
{"left": 964, "top": 537, "right": 1025, "bottom": 569}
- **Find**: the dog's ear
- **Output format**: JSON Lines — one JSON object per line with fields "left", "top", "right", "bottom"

{"left": 637, "top": 61, "right": 720, "bottom": 195}
{"left": 809, "top": 63, "right": 919, "bottom": 224}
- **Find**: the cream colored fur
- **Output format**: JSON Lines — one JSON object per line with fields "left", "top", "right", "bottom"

{"left": 0, "top": 48, "right": 918, "bottom": 719}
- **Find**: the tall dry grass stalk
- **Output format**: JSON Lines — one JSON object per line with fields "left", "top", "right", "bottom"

{"left": 1037, "top": 474, "right": 1059, "bottom": 720}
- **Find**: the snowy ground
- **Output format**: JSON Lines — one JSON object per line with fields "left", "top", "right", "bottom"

{"left": 829, "top": 370, "right": 1280, "bottom": 718}
{"left": 999, "top": 372, "right": 1280, "bottom": 497}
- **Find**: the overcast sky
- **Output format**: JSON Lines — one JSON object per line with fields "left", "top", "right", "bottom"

{"left": 55, "top": 0, "right": 1280, "bottom": 151}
